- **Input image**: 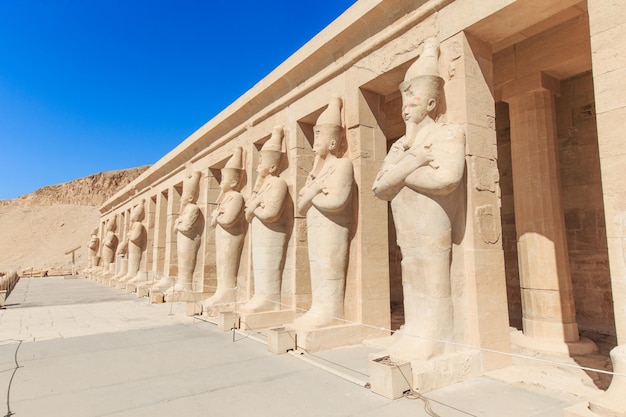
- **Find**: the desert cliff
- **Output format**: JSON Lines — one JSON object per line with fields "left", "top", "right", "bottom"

{"left": 0, "top": 166, "right": 149, "bottom": 273}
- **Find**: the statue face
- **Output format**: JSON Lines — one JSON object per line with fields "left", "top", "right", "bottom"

{"left": 312, "top": 125, "right": 337, "bottom": 158}
{"left": 402, "top": 92, "right": 436, "bottom": 125}
{"left": 257, "top": 152, "right": 281, "bottom": 178}
{"left": 220, "top": 170, "right": 239, "bottom": 192}
{"left": 256, "top": 154, "right": 272, "bottom": 178}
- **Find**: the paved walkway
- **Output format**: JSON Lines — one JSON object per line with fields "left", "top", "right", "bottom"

{"left": 0, "top": 277, "right": 588, "bottom": 417}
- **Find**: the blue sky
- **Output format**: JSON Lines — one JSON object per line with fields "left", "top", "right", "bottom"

{"left": 0, "top": 0, "right": 356, "bottom": 200}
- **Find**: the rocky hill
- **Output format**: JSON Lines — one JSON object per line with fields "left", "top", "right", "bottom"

{"left": 0, "top": 166, "right": 150, "bottom": 274}
{"left": 1, "top": 166, "right": 150, "bottom": 207}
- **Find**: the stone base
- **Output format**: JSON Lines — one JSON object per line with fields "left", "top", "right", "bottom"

{"left": 239, "top": 310, "right": 295, "bottom": 331}
{"left": 409, "top": 350, "right": 481, "bottom": 393}
{"left": 115, "top": 280, "right": 130, "bottom": 290}
{"left": 204, "top": 302, "right": 236, "bottom": 318}
{"left": 368, "top": 355, "right": 413, "bottom": 400}
{"left": 511, "top": 330, "right": 598, "bottom": 356}
{"left": 125, "top": 282, "right": 138, "bottom": 293}
{"left": 267, "top": 327, "right": 297, "bottom": 354}
{"left": 289, "top": 323, "right": 387, "bottom": 353}
{"left": 0, "top": 290, "right": 6, "bottom": 308}
{"left": 164, "top": 291, "right": 206, "bottom": 303}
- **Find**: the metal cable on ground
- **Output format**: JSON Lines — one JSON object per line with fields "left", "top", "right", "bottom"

{"left": 3, "top": 339, "right": 22, "bottom": 417}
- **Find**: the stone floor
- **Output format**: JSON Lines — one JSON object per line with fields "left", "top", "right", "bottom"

{"left": 0, "top": 277, "right": 603, "bottom": 417}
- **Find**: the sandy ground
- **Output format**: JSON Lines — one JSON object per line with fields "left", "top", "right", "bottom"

{"left": 0, "top": 205, "right": 99, "bottom": 273}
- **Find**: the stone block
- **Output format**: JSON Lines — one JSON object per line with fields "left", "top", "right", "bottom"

{"left": 267, "top": 327, "right": 297, "bottom": 355}
{"left": 149, "top": 289, "right": 165, "bottom": 304}
{"left": 217, "top": 311, "right": 239, "bottom": 332}
{"left": 293, "top": 324, "right": 386, "bottom": 353}
{"left": 186, "top": 301, "right": 202, "bottom": 317}
{"left": 239, "top": 310, "right": 295, "bottom": 331}
{"left": 136, "top": 282, "right": 153, "bottom": 298}
{"left": 368, "top": 354, "right": 412, "bottom": 400}
{"left": 594, "top": 67, "right": 626, "bottom": 114}
{"left": 125, "top": 282, "right": 138, "bottom": 294}
{"left": 588, "top": 0, "right": 626, "bottom": 36}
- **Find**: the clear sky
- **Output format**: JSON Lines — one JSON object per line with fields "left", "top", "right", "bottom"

{"left": 0, "top": 0, "right": 357, "bottom": 200}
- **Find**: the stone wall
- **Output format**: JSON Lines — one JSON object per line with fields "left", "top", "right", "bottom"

{"left": 557, "top": 72, "right": 615, "bottom": 335}
{"left": 496, "top": 100, "right": 521, "bottom": 330}
{"left": 497, "top": 72, "right": 615, "bottom": 336}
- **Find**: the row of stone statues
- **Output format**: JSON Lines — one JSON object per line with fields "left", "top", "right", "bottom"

{"left": 89, "top": 38, "right": 466, "bottom": 362}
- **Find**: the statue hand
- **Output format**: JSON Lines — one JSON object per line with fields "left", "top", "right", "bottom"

{"left": 245, "top": 205, "right": 256, "bottom": 222}
{"left": 410, "top": 142, "right": 435, "bottom": 168}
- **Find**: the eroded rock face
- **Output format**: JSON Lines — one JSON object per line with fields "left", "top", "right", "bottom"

{"left": 0, "top": 165, "right": 150, "bottom": 207}
{"left": 0, "top": 166, "right": 150, "bottom": 273}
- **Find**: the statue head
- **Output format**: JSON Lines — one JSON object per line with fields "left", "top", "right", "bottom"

{"left": 221, "top": 146, "right": 243, "bottom": 191}
{"left": 182, "top": 171, "right": 201, "bottom": 204}
{"left": 399, "top": 38, "right": 443, "bottom": 125}
{"left": 91, "top": 227, "right": 98, "bottom": 237}
{"left": 258, "top": 126, "right": 284, "bottom": 177}
{"left": 106, "top": 216, "right": 117, "bottom": 232}
{"left": 130, "top": 200, "right": 146, "bottom": 222}
{"left": 313, "top": 95, "right": 343, "bottom": 158}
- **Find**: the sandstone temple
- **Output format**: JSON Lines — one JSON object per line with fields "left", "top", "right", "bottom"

{"left": 86, "top": 1, "right": 625, "bottom": 414}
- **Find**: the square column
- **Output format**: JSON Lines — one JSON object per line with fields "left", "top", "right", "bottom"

{"left": 502, "top": 73, "right": 594, "bottom": 354}
{"left": 565, "top": 1, "right": 626, "bottom": 415}
{"left": 163, "top": 185, "right": 181, "bottom": 278}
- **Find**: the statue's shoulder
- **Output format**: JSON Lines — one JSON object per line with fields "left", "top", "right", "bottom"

{"left": 270, "top": 175, "right": 288, "bottom": 190}
{"left": 228, "top": 190, "right": 245, "bottom": 203}
{"left": 334, "top": 156, "right": 354, "bottom": 172}
{"left": 435, "top": 122, "right": 465, "bottom": 144}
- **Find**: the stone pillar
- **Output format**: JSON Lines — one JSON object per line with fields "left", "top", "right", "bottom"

{"left": 344, "top": 87, "right": 391, "bottom": 333}
{"left": 143, "top": 196, "right": 156, "bottom": 273}
{"left": 442, "top": 32, "right": 511, "bottom": 371}
{"left": 151, "top": 191, "right": 168, "bottom": 277}
{"left": 502, "top": 72, "right": 594, "bottom": 355}
{"left": 164, "top": 185, "right": 181, "bottom": 278}
{"left": 565, "top": 1, "right": 626, "bottom": 415}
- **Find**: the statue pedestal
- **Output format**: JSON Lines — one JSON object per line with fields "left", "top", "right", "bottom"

{"left": 289, "top": 323, "right": 387, "bottom": 353}
{"left": 409, "top": 350, "right": 481, "bottom": 393}
{"left": 239, "top": 310, "right": 295, "bottom": 331}
{"left": 0, "top": 290, "right": 6, "bottom": 308}
{"left": 164, "top": 291, "right": 205, "bottom": 303}
{"left": 203, "top": 302, "right": 235, "bottom": 318}
{"left": 365, "top": 335, "right": 481, "bottom": 393}
{"left": 115, "top": 279, "right": 129, "bottom": 290}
